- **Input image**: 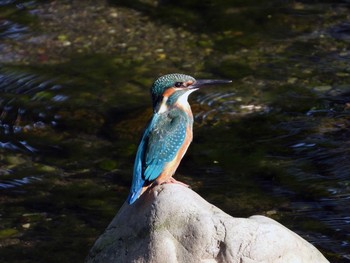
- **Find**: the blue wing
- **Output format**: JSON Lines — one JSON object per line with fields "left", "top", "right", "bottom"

{"left": 127, "top": 111, "right": 187, "bottom": 204}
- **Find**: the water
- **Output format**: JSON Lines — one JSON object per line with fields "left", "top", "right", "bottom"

{"left": 1, "top": 0, "right": 350, "bottom": 262}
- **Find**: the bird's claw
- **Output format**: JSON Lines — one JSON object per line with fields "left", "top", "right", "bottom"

{"left": 162, "top": 177, "right": 189, "bottom": 188}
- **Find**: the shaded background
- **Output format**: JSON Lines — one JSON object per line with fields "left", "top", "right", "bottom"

{"left": 1, "top": 0, "right": 350, "bottom": 262}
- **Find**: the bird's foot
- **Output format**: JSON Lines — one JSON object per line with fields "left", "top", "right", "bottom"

{"left": 164, "top": 177, "right": 189, "bottom": 188}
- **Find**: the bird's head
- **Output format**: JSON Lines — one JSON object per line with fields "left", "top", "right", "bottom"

{"left": 151, "top": 73, "right": 231, "bottom": 113}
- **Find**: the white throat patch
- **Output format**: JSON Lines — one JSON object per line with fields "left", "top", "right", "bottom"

{"left": 158, "top": 96, "right": 169, "bottom": 113}
{"left": 157, "top": 89, "right": 197, "bottom": 114}
{"left": 176, "top": 89, "right": 197, "bottom": 107}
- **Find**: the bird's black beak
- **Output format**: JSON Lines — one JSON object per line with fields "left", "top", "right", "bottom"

{"left": 189, "top": 79, "right": 232, "bottom": 89}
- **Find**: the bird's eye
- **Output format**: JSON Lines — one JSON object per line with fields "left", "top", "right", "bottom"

{"left": 174, "top": 82, "right": 183, "bottom": 87}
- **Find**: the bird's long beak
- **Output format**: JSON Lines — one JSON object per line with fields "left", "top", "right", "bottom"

{"left": 189, "top": 79, "right": 232, "bottom": 89}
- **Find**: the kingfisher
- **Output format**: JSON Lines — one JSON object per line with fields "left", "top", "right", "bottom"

{"left": 127, "top": 73, "right": 231, "bottom": 204}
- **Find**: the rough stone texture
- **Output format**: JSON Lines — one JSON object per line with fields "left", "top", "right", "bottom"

{"left": 86, "top": 184, "right": 329, "bottom": 263}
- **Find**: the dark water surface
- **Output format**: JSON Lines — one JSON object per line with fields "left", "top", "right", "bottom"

{"left": 1, "top": 0, "right": 350, "bottom": 262}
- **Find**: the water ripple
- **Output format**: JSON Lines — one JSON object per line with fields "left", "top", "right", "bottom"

{"left": 0, "top": 20, "right": 28, "bottom": 39}
{"left": 0, "top": 140, "right": 37, "bottom": 152}
{"left": 0, "top": 70, "right": 67, "bottom": 152}
{"left": 0, "top": 0, "right": 16, "bottom": 6}
{"left": 0, "top": 175, "right": 42, "bottom": 189}
{"left": 0, "top": 70, "right": 65, "bottom": 119}
{"left": 329, "top": 22, "right": 350, "bottom": 41}
{"left": 0, "top": 71, "right": 57, "bottom": 95}
{"left": 195, "top": 91, "right": 269, "bottom": 123}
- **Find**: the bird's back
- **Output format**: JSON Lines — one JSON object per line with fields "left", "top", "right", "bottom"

{"left": 128, "top": 108, "right": 193, "bottom": 204}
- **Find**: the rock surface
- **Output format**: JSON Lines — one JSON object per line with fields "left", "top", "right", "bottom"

{"left": 86, "top": 184, "right": 329, "bottom": 263}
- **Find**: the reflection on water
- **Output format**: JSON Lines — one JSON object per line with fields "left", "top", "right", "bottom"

{"left": 0, "top": 140, "right": 37, "bottom": 152}
{"left": 1, "top": 0, "right": 350, "bottom": 262}
{"left": 0, "top": 20, "right": 27, "bottom": 39}
{"left": 195, "top": 91, "right": 269, "bottom": 125}
{"left": 0, "top": 69, "right": 63, "bottom": 141}
{"left": 0, "top": 175, "right": 41, "bottom": 189}
{"left": 330, "top": 23, "right": 350, "bottom": 42}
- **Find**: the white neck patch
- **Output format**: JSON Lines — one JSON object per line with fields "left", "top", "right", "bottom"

{"left": 157, "top": 88, "right": 197, "bottom": 114}
{"left": 176, "top": 89, "right": 197, "bottom": 108}
{"left": 157, "top": 96, "right": 169, "bottom": 113}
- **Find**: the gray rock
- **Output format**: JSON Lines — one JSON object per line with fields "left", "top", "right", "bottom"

{"left": 86, "top": 184, "right": 329, "bottom": 263}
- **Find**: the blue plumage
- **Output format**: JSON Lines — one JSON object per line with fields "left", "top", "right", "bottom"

{"left": 127, "top": 114, "right": 158, "bottom": 204}
{"left": 127, "top": 110, "right": 187, "bottom": 204}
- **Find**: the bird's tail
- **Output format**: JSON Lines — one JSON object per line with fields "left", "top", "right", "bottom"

{"left": 127, "top": 184, "right": 150, "bottom": 204}
{"left": 127, "top": 188, "right": 142, "bottom": 204}
{"left": 127, "top": 165, "right": 146, "bottom": 204}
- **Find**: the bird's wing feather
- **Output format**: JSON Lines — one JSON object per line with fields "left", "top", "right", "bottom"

{"left": 128, "top": 115, "right": 159, "bottom": 204}
{"left": 143, "top": 112, "right": 187, "bottom": 181}
{"left": 128, "top": 111, "right": 187, "bottom": 204}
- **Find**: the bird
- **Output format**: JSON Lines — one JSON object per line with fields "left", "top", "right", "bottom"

{"left": 127, "top": 73, "right": 232, "bottom": 204}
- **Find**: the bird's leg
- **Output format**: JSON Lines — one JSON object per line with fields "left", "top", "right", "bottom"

{"left": 164, "top": 177, "right": 189, "bottom": 188}
{"left": 154, "top": 174, "right": 190, "bottom": 188}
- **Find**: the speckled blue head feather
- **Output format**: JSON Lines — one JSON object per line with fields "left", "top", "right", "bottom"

{"left": 151, "top": 73, "right": 195, "bottom": 109}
